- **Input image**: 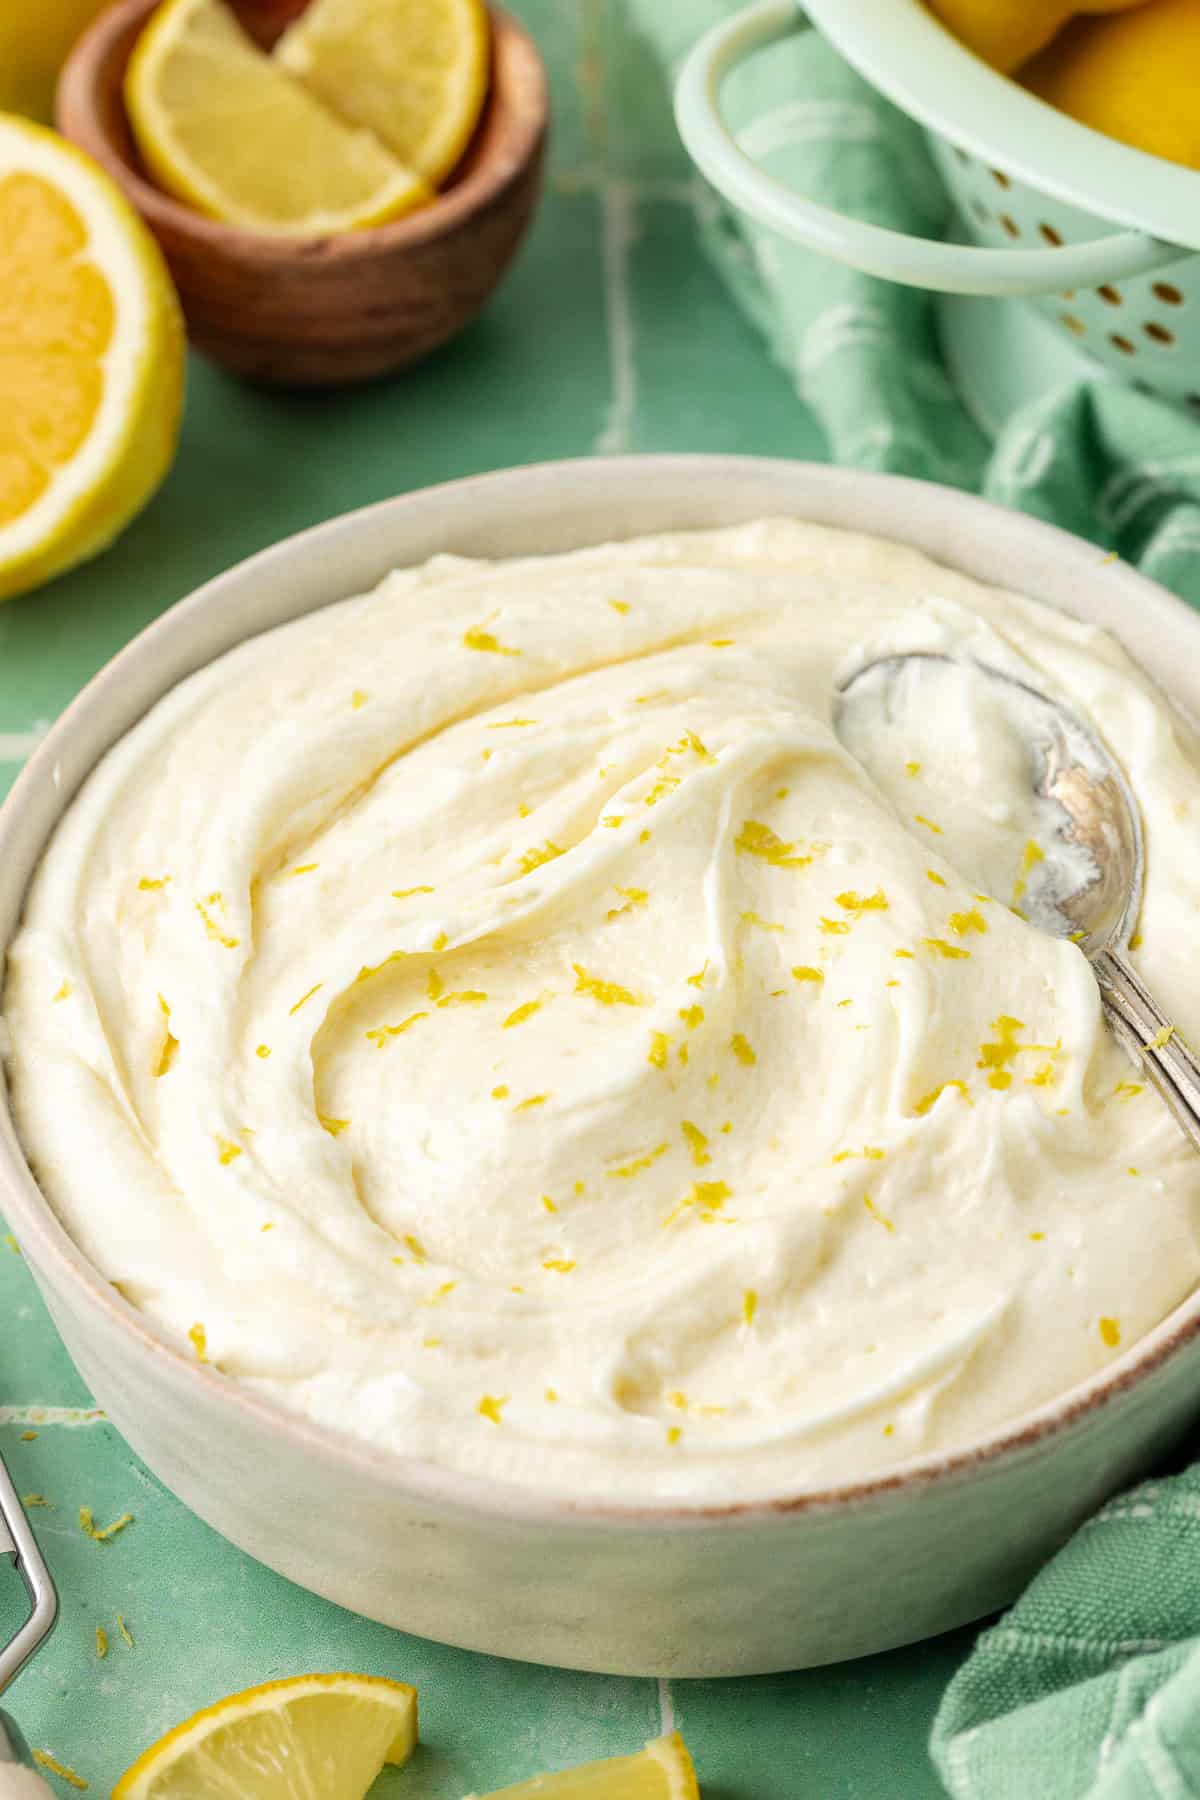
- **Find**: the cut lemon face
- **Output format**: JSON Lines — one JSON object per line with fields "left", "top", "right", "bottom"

{"left": 276, "top": 0, "right": 490, "bottom": 186}
{"left": 0, "top": 114, "right": 184, "bottom": 602}
{"left": 467, "top": 1733, "right": 701, "bottom": 1800}
{"left": 124, "top": 0, "right": 432, "bottom": 236}
{"left": 112, "top": 1671, "right": 417, "bottom": 1799}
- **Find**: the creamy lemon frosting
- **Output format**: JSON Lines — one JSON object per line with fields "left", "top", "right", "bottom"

{"left": 7, "top": 519, "right": 1200, "bottom": 1501}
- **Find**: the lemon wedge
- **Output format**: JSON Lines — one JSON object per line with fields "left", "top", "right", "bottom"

{"left": 111, "top": 1671, "right": 418, "bottom": 1799}
{"left": 124, "top": 0, "right": 432, "bottom": 236}
{"left": 276, "top": 0, "right": 490, "bottom": 186}
{"left": 0, "top": 114, "right": 184, "bottom": 602}
{"left": 466, "top": 1733, "right": 701, "bottom": 1800}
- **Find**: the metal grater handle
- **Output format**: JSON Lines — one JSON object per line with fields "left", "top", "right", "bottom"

{"left": 0, "top": 1451, "right": 58, "bottom": 1699}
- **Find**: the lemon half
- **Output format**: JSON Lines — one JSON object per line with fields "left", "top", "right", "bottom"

{"left": 0, "top": 114, "right": 184, "bottom": 602}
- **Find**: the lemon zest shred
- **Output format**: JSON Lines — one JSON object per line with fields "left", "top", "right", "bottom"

{"left": 318, "top": 1115, "right": 350, "bottom": 1136}
{"left": 464, "top": 626, "right": 520, "bottom": 656}
{"left": 734, "top": 819, "right": 813, "bottom": 868}
{"left": 438, "top": 990, "right": 488, "bottom": 1008}
{"left": 948, "top": 909, "right": 988, "bottom": 936}
{"left": 52, "top": 979, "right": 73, "bottom": 1001}
{"left": 504, "top": 1000, "right": 543, "bottom": 1029}
{"left": 1151, "top": 1025, "right": 1176, "bottom": 1050}
{"left": 79, "top": 1506, "right": 133, "bottom": 1543}
{"left": 836, "top": 890, "right": 888, "bottom": 913}
{"left": 366, "top": 1011, "right": 428, "bottom": 1047}
{"left": 1099, "top": 1316, "right": 1121, "bottom": 1348}
{"left": 681, "top": 1120, "right": 711, "bottom": 1167}
{"left": 289, "top": 982, "right": 323, "bottom": 1015}
{"left": 573, "top": 964, "right": 644, "bottom": 1006}
{"left": 679, "top": 1004, "right": 704, "bottom": 1030}
{"left": 543, "top": 1259, "right": 576, "bottom": 1274}
{"left": 864, "top": 1194, "right": 895, "bottom": 1233}
{"left": 393, "top": 885, "right": 435, "bottom": 899}
{"left": 741, "top": 911, "right": 784, "bottom": 932}
{"left": 32, "top": 1751, "right": 88, "bottom": 1791}
{"left": 923, "top": 938, "right": 970, "bottom": 960}
{"left": 730, "top": 1032, "right": 756, "bottom": 1066}
{"left": 138, "top": 876, "right": 169, "bottom": 891}
{"left": 743, "top": 1289, "right": 758, "bottom": 1326}
{"left": 195, "top": 901, "right": 238, "bottom": 949}
{"left": 95, "top": 1626, "right": 108, "bottom": 1659}
{"left": 914, "top": 1080, "right": 972, "bottom": 1116}
{"left": 648, "top": 1031, "right": 670, "bottom": 1069}
{"left": 514, "top": 1094, "right": 550, "bottom": 1111}
{"left": 215, "top": 1137, "right": 241, "bottom": 1165}
{"left": 518, "top": 840, "right": 564, "bottom": 876}
{"left": 914, "top": 814, "right": 943, "bottom": 835}
{"left": 608, "top": 1143, "right": 669, "bottom": 1179}
{"left": 791, "top": 965, "right": 823, "bottom": 985}
{"left": 478, "top": 1394, "right": 509, "bottom": 1423}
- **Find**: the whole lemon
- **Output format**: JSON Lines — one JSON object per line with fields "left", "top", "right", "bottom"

{"left": 926, "top": 0, "right": 1153, "bottom": 74}
{"left": 0, "top": 0, "right": 112, "bottom": 120}
{"left": 1022, "top": 0, "right": 1200, "bottom": 169}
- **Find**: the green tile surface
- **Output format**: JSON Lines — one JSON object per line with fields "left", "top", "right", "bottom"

{"left": 0, "top": 4, "right": 967, "bottom": 1792}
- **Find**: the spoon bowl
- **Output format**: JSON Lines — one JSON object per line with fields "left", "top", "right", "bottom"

{"left": 837, "top": 649, "right": 1144, "bottom": 956}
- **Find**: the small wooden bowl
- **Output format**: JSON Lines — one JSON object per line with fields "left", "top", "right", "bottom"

{"left": 57, "top": 0, "right": 548, "bottom": 386}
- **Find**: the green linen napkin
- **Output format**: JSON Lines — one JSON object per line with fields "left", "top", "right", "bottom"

{"left": 931, "top": 1468, "right": 1200, "bottom": 1799}
{"left": 625, "top": 7, "right": 1200, "bottom": 1796}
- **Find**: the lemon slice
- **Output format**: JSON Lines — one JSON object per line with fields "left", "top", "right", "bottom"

{"left": 0, "top": 114, "right": 184, "bottom": 602}
{"left": 466, "top": 1733, "right": 701, "bottom": 1799}
{"left": 124, "top": 0, "right": 432, "bottom": 236}
{"left": 112, "top": 1671, "right": 418, "bottom": 1799}
{"left": 276, "top": 0, "right": 490, "bottom": 186}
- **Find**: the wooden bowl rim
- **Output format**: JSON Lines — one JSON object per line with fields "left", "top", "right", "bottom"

{"left": 56, "top": 0, "right": 548, "bottom": 262}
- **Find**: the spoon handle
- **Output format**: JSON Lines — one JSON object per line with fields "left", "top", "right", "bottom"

{"left": 1094, "top": 949, "right": 1200, "bottom": 1153}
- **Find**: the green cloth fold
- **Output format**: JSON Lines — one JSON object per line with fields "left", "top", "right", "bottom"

{"left": 626, "top": 7, "right": 1200, "bottom": 1795}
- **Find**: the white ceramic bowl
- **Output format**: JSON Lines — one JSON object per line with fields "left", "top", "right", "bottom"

{"left": 5, "top": 457, "right": 1200, "bottom": 1678}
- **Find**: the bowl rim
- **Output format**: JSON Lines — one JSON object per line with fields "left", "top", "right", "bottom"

{"left": 5, "top": 452, "right": 1200, "bottom": 1531}
{"left": 804, "top": 0, "right": 1200, "bottom": 255}
{"left": 55, "top": 0, "right": 547, "bottom": 260}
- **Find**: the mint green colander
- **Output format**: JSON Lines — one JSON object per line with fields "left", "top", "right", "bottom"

{"left": 675, "top": 0, "right": 1200, "bottom": 418}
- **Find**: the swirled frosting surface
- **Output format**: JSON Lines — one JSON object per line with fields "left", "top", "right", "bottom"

{"left": 7, "top": 520, "right": 1200, "bottom": 1499}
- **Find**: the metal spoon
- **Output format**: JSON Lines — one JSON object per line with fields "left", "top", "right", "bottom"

{"left": 836, "top": 651, "right": 1200, "bottom": 1151}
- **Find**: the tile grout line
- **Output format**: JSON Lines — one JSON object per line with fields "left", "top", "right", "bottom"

{"left": 657, "top": 1673, "right": 675, "bottom": 1735}
{"left": 0, "top": 1405, "right": 108, "bottom": 1428}
{"left": 594, "top": 179, "right": 638, "bottom": 455}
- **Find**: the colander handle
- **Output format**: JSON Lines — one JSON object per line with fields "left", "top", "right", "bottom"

{"left": 675, "top": 0, "right": 1183, "bottom": 298}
